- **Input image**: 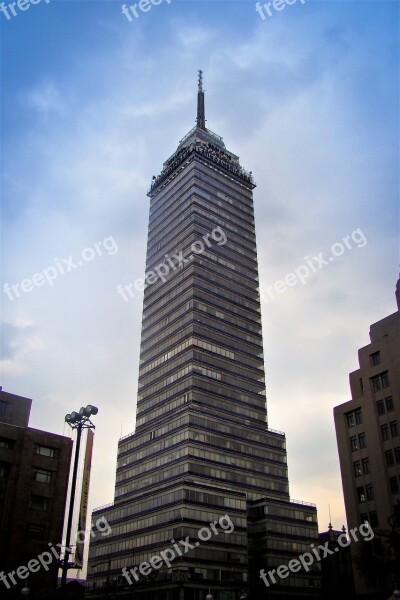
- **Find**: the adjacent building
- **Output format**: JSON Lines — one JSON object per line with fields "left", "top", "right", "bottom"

{"left": 86, "top": 74, "right": 321, "bottom": 600}
{"left": 0, "top": 387, "right": 72, "bottom": 597}
{"left": 334, "top": 276, "right": 400, "bottom": 597}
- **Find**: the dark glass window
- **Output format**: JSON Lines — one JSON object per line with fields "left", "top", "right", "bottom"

{"left": 376, "top": 400, "right": 385, "bottom": 415}
{"left": 370, "top": 352, "right": 381, "bottom": 366}
{"left": 0, "top": 437, "right": 14, "bottom": 449}
{"left": 369, "top": 511, "right": 379, "bottom": 527}
{"left": 390, "top": 477, "right": 399, "bottom": 494}
{"left": 359, "top": 433, "right": 366, "bottom": 449}
{"left": 33, "top": 468, "right": 52, "bottom": 484}
{"left": 362, "top": 458, "right": 370, "bottom": 474}
{"left": 386, "top": 396, "right": 394, "bottom": 412}
{"left": 390, "top": 421, "right": 398, "bottom": 437}
{"left": 355, "top": 409, "right": 362, "bottom": 425}
{"left": 366, "top": 484, "right": 374, "bottom": 501}
{"left": 350, "top": 436, "right": 358, "bottom": 451}
{"left": 29, "top": 495, "right": 49, "bottom": 512}
{"left": 35, "top": 445, "right": 56, "bottom": 458}
{"left": 395, "top": 447, "right": 400, "bottom": 463}
{"left": 0, "top": 462, "right": 10, "bottom": 478}
{"left": 26, "top": 523, "right": 45, "bottom": 539}
{"left": 347, "top": 413, "right": 355, "bottom": 428}
{"left": 382, "top": 425, "right": 390, "bottom": 440}
{"left": 0, "top": 401, "right": 8, "bottom": 416}
{"left": 386, "top": 450, "right": 394, "bottom": 466}
{"left": 357, "top": 487, "right": 366, "bottom": 503}
{"left": 354, "top": 461, "right": 362, "bottom": 477}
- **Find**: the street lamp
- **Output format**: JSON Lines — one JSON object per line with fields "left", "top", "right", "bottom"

{"left": 20, "top": 587, "right": 30, "bottom": 596}
{"left": 61, "top": 405, "right": 98, "bottom": 587}
{"left": 206, "top": 592, "right": 213, "bottom": 600}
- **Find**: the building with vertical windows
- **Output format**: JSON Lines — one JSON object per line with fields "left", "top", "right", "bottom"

{"left": 0, "top": 388, "right": 72, "bottom": 597}
{"left": 334, "top": 276, "right": 400, "bottom": 597}
{"left": 86, "top": 74, "right": 321, "bottom": 600}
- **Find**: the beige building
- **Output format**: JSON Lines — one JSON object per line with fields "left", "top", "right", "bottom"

{"left": 334, "top": 276, "right": 400, "bottom": 597}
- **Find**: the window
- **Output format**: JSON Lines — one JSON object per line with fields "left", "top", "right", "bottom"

{"left": 386, "top": 396, "right": 394, "bottom": 412}
{"left": 371, "top": 372, "right": 390, "bottom": 392}
{"left": 359, "top": 433, "right": 366, "bottom": 449}
{"left": 360, "top": 513, "right": 368, "bottom": 523}
{"left": 390, "top": 421, "right": 398, "bottom": 437}
{"left": 350, "top": 436, "right": 358, "bottom": 452}
{"left": 33, "top": 468, "right": 52, "bottom": 484}
{"left": 29, "top": 495, "right": 49, "bottom": 512}
{"left": 26, "top": 523, "right": 45, "bottom": 539}
{"left": 395, "top": 447, "right": 400, "bottom": 463}
{"left": 359, "top": 378, "right": 364, "bottom": 394}
{"left": 0, "top": 463, "right": 9, "bottom": 478}
{"left": 390, "top": 477, "right": 399, "bottom": 494}
{"left": 354, "top": 461, "right": 362, "bottom": 477}
{"left": 382, "top": 425, "right": 390, "bottom": 441}
{"left": 0, "top": 401, "right": 8, "bottom": 416}
{"left": 376, "top": 400, "right": 385, "bottom": 415}
{"left": 370, "top": 351, "right": 381, "bottom": 366}
{"left": 0, "top": 437, "right": 14, "bottom": 449}
{"left": 366, "top": 484, "right": 374, "bottom": 501}
{"left": 386, "top": 450, "right": 395, "bottom": 466}
{"left": 362, "top": 458, "right": 370, "bottom": 474}
{"left": 35, "top": 445, "right": 55, "bottom": 458}
{"left": 369, "top": 511, "right": 379, "bottom": 527}
{"left": 357, "top": 486, "right": 366, "bottom": 503}
{"left": 346, "top": 409, "right": 362, "bottom": 428}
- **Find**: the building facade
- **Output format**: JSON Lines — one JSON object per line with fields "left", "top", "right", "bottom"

{"left": 0, "top": 388, "right": 72, "bottom": 598}
{"left": 334, "top": 276, "right": 400, "bottom": 597}
{"left": 86, "top": 74, "right": 321, "bottom": 600}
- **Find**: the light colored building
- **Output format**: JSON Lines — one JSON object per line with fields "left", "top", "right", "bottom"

{"left": 334, "top": 276, "right": 400, "bottom": 596}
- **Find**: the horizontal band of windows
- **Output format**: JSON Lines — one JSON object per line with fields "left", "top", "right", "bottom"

{"left": 138, "top": 360, "right": 265, "bottom": 399}
{"left": 144, "top": 255, "right": 259, "bottom": 304}
{"left": 149, "top": 166, "right": 254, "bottom": 223}
{"left": 149, "top": 164, "right": 254, "bottom": 227}
{"left": 143, "top": 269, "right": 260, "bottom": 316}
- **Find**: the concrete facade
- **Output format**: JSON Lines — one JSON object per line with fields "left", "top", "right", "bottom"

{"left": 334, "top": 277, "right": 400, "bottom": 596}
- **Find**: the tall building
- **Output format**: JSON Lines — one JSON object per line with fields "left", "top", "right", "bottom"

{"left": 0, "top": 387, "right": 72, "bottom": 597}
{"left": 86, "top": 74, "right": 321, "bottom": 600}
{"left": 334, "top": 276, "right": 400, "bottom": 597}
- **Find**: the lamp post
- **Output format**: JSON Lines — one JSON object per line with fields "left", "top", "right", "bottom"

{"left": 61, "top": 405, "right": 98, "bottom": 587}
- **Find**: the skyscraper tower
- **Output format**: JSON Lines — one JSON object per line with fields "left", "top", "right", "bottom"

{"left": 86, "top": 73, "right": 321, "bottom": 600}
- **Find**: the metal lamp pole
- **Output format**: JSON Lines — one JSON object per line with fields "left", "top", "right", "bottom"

{"left": 61, "top": 405, "right": 98, "bottom": 587}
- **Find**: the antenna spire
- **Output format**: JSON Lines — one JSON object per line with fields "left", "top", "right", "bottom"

{"left": 196, "top": 70, "right": 206, "bottom": 129}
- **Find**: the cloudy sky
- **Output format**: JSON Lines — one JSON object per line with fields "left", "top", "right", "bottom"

{"left": 1, "top": 0, "right": 399, "bottom": 548}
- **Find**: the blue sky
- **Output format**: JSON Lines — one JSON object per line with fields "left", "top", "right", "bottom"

{"left": 1, "top": 0, "right": 399, "bottom": 553}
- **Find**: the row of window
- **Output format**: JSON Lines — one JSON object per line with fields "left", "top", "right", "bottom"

{"left": 267, "top": 521, "right": 317, "bottom": 539}
{"left": 346, "top": 408, "right": 362, "bottom": 428}
{"left": 0, "top": 439, "right": 57, "bottom": 457}
{"left": 353, "top": 458, "right": 370, "bottom": 477}
{"left": 377, "top": 396, "right": 394, "bottom": 415}
{"left": 350, "top": 433, "right": 366, "bottom": 451}
{"left": 194, "top": 299, "right": 261, "bottom": 336}
{"left": 385, "top": 447, "right": 400, "bottom": 466}
{"left": 382, "top": 421, "right": 398, "bottom": 440}
{"left": 371, "top": 372, "right": 390, "bottom": 393}
{"left": 357, "top": 484, "right": 374, "bottom": 503}
{"left": 389, "top": 476, "right": 400, "bottom": 494}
